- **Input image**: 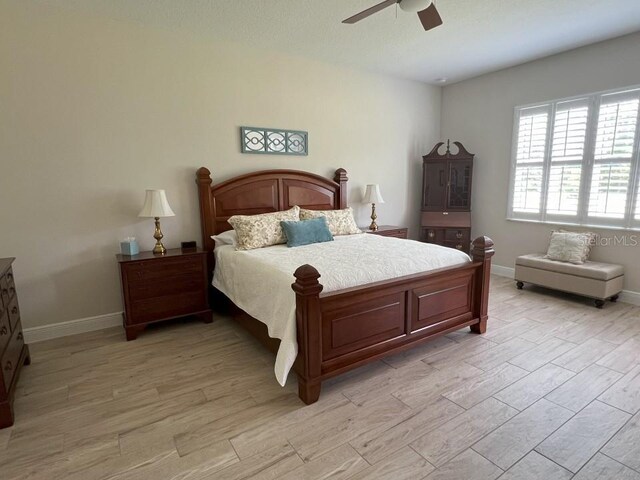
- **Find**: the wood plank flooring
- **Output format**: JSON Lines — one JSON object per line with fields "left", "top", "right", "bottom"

{"left": 2, "top": 276, "right": 640, "bottom": 479}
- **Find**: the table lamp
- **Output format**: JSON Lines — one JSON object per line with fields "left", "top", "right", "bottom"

{"left": 138, "top": 189, "right": 175, "bottom": 255}
{"left": 362, "top": 184, "right": 385, "bottom": 231}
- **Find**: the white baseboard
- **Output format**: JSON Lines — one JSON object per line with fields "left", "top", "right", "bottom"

{"left": 619, "top": 290, "right": 640, "bottom": 306}
{"left": 23, "top": 311, "right": 122, "bottom": 344}
{"left": 491, "top": 264, "right": 515, "bottom": 278}
{"left": 491, "top": 263, "right": 640, "bottom": 306}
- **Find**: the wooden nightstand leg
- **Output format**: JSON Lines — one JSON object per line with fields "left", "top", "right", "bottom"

{"left": 125, "top": 325, "right": 145, "bottom": 341}
{"left": 198, "top": 311, "right": 213, "bottom": 324}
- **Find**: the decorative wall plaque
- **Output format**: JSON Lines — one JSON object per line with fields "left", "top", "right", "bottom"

{"left": 241, "top": 126, "right": 308, "bottom": 156}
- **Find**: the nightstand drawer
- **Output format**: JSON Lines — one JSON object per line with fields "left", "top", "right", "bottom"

{"left": 382, "top": 230, "right": 408, "bottom": 239}
{"left": 124, "top": 256, "right": 203, "bottom": 282}
{"left": 127, "top": 273, "right": 204, "bottom": 301}
{"left": 366, "top": 226, "right": 408, "bottom": 239}
{"left": 128, "top": 291, "right": 207, "bottom": 325}
{"left": 2, "top": 322, "right": 24, "bottom": 391}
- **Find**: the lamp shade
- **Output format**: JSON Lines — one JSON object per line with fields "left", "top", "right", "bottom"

{"left": 138, "top": 189, "right": 175, "bottom": 218}
{"left": 362, "top": 184, "right": 385, "bottom": 204}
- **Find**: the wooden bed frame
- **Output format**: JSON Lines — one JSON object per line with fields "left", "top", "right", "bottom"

{"left": 196, "top": 167, "right": 494, "bottom": 404}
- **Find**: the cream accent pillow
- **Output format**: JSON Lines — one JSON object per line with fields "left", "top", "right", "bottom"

{"left": 228, "top": 206, "right": 300, "bottom": 250}
{"left": 545, "top": 230, "right": 596, "bottom": 264}
{"left": 299, "top": 207, "right": 362, "bottom": 236}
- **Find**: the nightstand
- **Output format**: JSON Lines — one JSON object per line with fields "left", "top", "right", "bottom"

{"left": 365, "top": 225, "right": 408, "bottom": 239}
{"left": 116, "top": 248, "right": 212, "bottom": 341}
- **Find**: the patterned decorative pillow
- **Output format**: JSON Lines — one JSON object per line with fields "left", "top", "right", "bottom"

{"left": 299, "top": 207, "right": 362, "bottom": 236}
{"left": 545, "top": 230, "right": 597, "bottom": 264}
{"left": 228, "top": 206, "right": 300, "bottom": 250}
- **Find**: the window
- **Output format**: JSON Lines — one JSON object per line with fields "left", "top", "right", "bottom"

{"left": 508, "top": 86, "right": 640, "bottom": 229}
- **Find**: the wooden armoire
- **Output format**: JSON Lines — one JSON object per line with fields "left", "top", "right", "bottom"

{"left": 421, "top": 140, "right": 474, "bottom": 252}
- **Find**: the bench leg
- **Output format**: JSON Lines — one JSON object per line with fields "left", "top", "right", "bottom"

{"left": 595, "top": 299, "right": 605, "bottom": 309}
{"left": 610, "top": 294, "right": 619, "bottom": 303}
{"left": 516, "top": 281, "right": 524, "bottom": 290}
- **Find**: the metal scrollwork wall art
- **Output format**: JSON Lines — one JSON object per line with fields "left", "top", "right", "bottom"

{"left": 241, "top": 126, "right": 308, "bottom": 156}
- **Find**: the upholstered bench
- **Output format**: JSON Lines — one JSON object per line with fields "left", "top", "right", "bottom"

{"left": 515, "top": 253, "right": 624, "bottom": 308}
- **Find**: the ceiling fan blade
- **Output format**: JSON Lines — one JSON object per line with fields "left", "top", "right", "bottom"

{"left": 342, "top": 0, "right": 398, "bottom": 24}
{"left": 417, "top": 3, "right": 443, "bottom": 31}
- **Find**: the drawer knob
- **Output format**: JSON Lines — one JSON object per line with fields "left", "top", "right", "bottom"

{"left": 443, "top": 212, "right": 449, "bottom": 215}
{"left": 428, "top": 231, "right": 435, "bottom": 238}
{"left": 11, "top": 307, "right": 18, "bottom": 315}
{"left": 456, "top": 231, "right": 463, "bottom": 239}
{"left": 0, "top": 326, "right": 6, "bottom": 335}
{"left": 4, "top": 361, "right": 11, "bottom": 371}
{"left": 456, "top": 244, "right": 463, "bottom": 250}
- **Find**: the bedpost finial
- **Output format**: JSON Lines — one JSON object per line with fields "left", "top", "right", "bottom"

{"left": 292, "top": 264, "right": 323, "bottom": 296}
{"left": 471, "top": 236, "right": 495, "bottom": 260}
{"left": 196, "top": 167, "right": 212, "bottom": 185}
{"left": 334, "top": 168, "right": 348, "bottom": 184}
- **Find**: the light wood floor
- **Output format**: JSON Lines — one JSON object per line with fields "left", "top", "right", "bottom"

{"left": 3, "top": 276, "right": 640, "bottom": 479}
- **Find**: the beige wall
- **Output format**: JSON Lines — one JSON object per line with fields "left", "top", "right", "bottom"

{"left": 441, "top": 32, "right": 640, "bottom": 293}
{"left": 0, "top": 4, "right": 441, "bottom": 328}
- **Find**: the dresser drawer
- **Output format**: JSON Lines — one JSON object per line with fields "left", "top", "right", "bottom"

{"left": 0, "top": 274, "right": 9, "bottom": 308}
{"left": 124, "top": 256, "right": 203, "bottom": 282}
{"left": 128, "top": 291, "right": 207, "bottom": 325}
{"left": 444, "top": 241, "right": 469, "bottom": 252}
{"left": 0, "top": 310, "right": 10, "bottom": 354}
{"left": 444, "top": 228, "right": 469, "bottom": 242}
{"left": 2, "top": 322, "right": 24, "bottom": 391}
{"left": 6, "top": 296, "right": 20, "bottom": 331}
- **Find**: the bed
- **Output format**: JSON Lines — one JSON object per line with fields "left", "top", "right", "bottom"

{"left": 196, "top": 167, "right": 494, "bottom": 404}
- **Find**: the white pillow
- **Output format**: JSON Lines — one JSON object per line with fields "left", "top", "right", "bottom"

{"left": 545, "top": 230, "right": 596, "bottom": 264}
{"left": 228, "top": 206, "right": 300, "bottom": 250}
{"left": 211, "top": 230, "right": 238, "bottom": 248}
{"left": 299, "top": 207, "right": 362, "bottom": 236}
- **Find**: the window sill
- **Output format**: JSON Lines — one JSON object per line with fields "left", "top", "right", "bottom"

{"left": 506, "top": 217, "right": 640, "bottom": 233}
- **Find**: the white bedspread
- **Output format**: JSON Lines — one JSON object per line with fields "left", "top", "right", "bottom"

{"left": 213, "top": 233, "right": 471, "bottom": 385}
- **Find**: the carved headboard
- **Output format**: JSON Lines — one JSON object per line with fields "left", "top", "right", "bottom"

{"left": 196, "top": 167, "right": 348, "bottom": 264}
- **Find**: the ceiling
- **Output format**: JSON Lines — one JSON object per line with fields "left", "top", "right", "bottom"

{"left": 40, "top": 0, "right": 640, "bottom": 84}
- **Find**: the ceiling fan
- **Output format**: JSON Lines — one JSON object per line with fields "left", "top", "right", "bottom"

{"left": 342, "top": 0, "right": 443, "bottom": 31}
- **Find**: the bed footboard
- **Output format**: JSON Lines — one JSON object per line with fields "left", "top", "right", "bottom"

{"left": 292, "top": 236, "right": 494, "bottom": 405}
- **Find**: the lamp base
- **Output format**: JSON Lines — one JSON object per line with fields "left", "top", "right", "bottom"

{"left": 152, "top": 242, "right": 167, "bottom": 255}
{"left": 153, "top": 217, "right": 167, "bottom": 255}
{"left": 368, "top": 203, "right": 378, "bottom": 231}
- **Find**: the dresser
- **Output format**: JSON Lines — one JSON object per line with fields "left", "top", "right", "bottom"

{"left": 117, "top": 248, "right": 212, "bottom": 341}
{"left": 421, "top": 140, "right": 474, "bottom": 252}
{"left": 365, "top": 225, "right": 408, "bottom": 239}
{"left": 0, "top": 258, "right": 30, "bottom": 429}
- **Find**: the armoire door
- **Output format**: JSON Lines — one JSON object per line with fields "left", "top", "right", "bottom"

{"left": 446, "top": 160, "right": 473, "bottom": 211}
{"left": 422, "top": 161, "right": 447, "bottom": 211}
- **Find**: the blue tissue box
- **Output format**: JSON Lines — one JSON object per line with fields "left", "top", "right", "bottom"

{"left": 120, "top": 240, "right": 139, "bottom": 256}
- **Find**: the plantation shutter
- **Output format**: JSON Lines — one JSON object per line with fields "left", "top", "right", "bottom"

{"left": 545, "top": 99, "right": 589, "bottom": 217}
{"left": 511, "top": 106, "right": 550, "bottom": 217}
{"left": 587, "top": 91, "right": 640, "bottom": 220}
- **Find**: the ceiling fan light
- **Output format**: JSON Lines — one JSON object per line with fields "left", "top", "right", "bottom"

{"left": 399, "top": 0, "right": 431, "bottom": 13}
